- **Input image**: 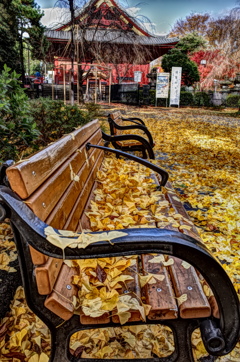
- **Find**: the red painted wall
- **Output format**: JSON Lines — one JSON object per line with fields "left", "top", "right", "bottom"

{"left": 53, "top": 59, "right": 150, "bottom": 86}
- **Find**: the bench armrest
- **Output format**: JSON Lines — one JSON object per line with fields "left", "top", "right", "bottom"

{"left": 122, "top": 117, "right": 146, "bottom": 126}
{"left": 0, "top": 185, "right": 239, "bottom": 357}
{"left": 88, "top": 141, "right": 166, "bottom": 183}
{"left": 102, "top": 131, "right": 155, "bottom": 160}
{"left": 108, "top": 117, "right": 154, "bottom": 147}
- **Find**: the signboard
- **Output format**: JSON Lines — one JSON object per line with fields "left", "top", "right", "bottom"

{"left": 169, "top": 67, "right": 182, "bottom": 106}
{"left": 134, "top": 71, "right": 142, "bottom": 83}
{"left": 156, "top": 72, "right": 170, "bottom": 99}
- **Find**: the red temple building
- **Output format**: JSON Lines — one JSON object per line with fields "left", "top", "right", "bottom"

{"left": 45, "top": 0, "right": 178, "bottom": 98}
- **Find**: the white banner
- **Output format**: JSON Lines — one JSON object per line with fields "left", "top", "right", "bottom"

{"left": 134, "top": 71, "right": 142, "bottom": 83}
{"left": 170, "top": 67, "right": 182, "bottom": 106}
{"left": 156, "top": 72, "right": 170, "bottom": 99}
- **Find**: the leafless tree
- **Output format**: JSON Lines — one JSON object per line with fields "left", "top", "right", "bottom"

{"left": 51, "top": 0, "right": 151, "bottom": 102}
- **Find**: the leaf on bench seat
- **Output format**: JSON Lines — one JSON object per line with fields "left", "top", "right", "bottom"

{"left": 44, "top": 226, "right": 127, "bottom": 251}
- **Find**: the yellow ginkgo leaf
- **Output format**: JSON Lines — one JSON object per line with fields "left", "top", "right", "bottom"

{"left": 148, "top": 254, "right": 165, "bottom": 264}
{"left": 117, "top": 311, "right": 131, "bottom": 325}
{"left": 179, "top": 224, "right": 192, "bottom": 231}
{"left": 177, "top": 294, "right": 188, "bottom": 306}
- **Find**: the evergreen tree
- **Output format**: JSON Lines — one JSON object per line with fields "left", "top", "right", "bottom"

{"left": 175, "top": 32, "right": 206, "bottom": 54}
{"left": 0, "top": 0, "right": 48, "bottom": 82}
{"left": 0, "top": 1, "right": 19, "bottom": 71}
{"left": 162, "top": 48, "right": 200, "bottom": 86}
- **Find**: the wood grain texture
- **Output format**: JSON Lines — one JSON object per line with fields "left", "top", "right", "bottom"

{"left": 112, "top": 257, "right": 142, "bottom": 323}
{"left": 165, "top": 181, "right": 202, "bottom": 242}
{"left": 44, "top": 264, "right": 78, "bottom": 320}
{"left": 29, "top": 246, "right": 48, "bottom": 265}
{"left": 64, "top": 150, "right": 104, "bottom": 231}
{"left": 168, "top": 256, "right": 211, "bottom": 318}
{"left": 25, "top": 130, "right": 103, "bottom": 223}
{"left": 35, "top": 257, "right": 63, "bottom": 295}
{"left": 6, "top": 119, "right": 100, "bottom": 199}
{"left": 46, "top": 146, "right": 103, "bottom": 229}
{"left": 142, "top": 254, "right": 178, "bottom": 320}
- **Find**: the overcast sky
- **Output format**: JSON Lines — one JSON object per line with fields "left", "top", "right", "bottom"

{"left": 37, "top": 0, "right": 239, "bottom": 34}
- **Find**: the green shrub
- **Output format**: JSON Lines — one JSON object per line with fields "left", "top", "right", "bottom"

{"left": 193, "top": 92, "right": 211, "bottom": 107}
{"left": 0, "top": 65, "right": 40, "bottom": 162}
{"left": 29, "top": 98, "right": 90, "bottom": 144}
{"left": 148, "top": 89, "right": 169, "bottom": 106}
{"left": 180, "top": 91, "right": 194, "bottom": 106}
{"left": 225, "top": 94, "right": 240, "bottom": 107}
{"left": 84, "top": 102, "right": 102, "bottom": 118}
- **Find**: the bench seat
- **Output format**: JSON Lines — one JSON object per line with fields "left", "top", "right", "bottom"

{"left": 0, "top": 119, "right": 239, "bottom": 362}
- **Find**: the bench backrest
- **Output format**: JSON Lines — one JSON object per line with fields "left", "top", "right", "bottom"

{"left": 6, "top": 119, "right": 104, "bottom": 295}
{"left": 108, "top": 111, "right": 123, "bottom": 136}
{"left": 6, "top": 119, "right": 104, "bottom": 230}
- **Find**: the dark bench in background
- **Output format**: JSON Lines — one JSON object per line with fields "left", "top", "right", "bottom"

{"left": 107, "top": 111, "right": 155, "bottom": 159}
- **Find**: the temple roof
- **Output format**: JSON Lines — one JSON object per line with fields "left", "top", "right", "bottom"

{"left": 54, "top": 0, "right": 154, "bottom": 36}
{"left": 45, "top": 0, "right": 179, "bottom": 61}
{"left": 46, "top": 29, "right": 179, "bottom": 46}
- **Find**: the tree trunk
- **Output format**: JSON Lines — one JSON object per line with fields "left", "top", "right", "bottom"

{"left": 69, "top": 0, "right": 75, "bottom": 105}
{"left": 19, "top": 21, "right": 25, "bottom": 87}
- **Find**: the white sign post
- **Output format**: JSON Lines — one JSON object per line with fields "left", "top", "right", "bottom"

{"left": 155, "top": 72, "right": 170, "bottom": 107}
{"left": 169, "top": 67, "right": 182, "bottom": 107}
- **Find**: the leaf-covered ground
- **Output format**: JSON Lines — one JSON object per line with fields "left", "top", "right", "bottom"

{"left": 0, "top": 107, "right": 239, "bottom": 361}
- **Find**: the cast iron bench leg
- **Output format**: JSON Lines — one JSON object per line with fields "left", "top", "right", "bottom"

{"left": 50, "top": 325, "right": 71, "bottom": 362}
{"left": 167, "top": 320, "right": 198, "bottom": 362}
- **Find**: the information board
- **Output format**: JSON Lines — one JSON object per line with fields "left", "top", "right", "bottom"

{"left": 169, "top": 67, "right": 182, "bottom": 106}
{"left": 156, "top": 72, "right": 170, "bottom": 99}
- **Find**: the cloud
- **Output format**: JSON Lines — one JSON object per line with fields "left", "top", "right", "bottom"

{"left": 41, "top": 7, "right": 70, "bottom": 29}
{"left": 125, "top": 6, "right": 141, "bottom": 17}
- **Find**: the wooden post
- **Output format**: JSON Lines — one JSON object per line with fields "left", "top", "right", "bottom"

{"left": 86, "top": 78, "right": 89, "bottom": 101}
{"left": 109, "top": 71, "right": 112, "bottom": 105}
{"left": 52, "top": 69, "right": 54, "bottom": 100}
{"left": 95, "top": 68, "right": 97, "bottom": 104}
{"left": 76, "top": 26, "right": 79, "bottom": 105}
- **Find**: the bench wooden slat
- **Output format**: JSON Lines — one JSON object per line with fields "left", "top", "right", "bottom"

{"left": 35, "top": 257, "right": 63, "bottom": 295}
{"left": 44, "top": 264, "right": 78, "bottom": 320}
{"left": 168, "top": 256, "right": 211, "bottom": 319}
{"left": 197, "top": 272, "right": 220, "bottom": 319}
{"left": 142, "top": 254, "right": 178, "bottom": 320}
{"left": 165, "top": 182, "right": 202, "bottom": 242}
{"left": 46, "top": 145, "right": 103, "bottom": 230}
{"left": 64, "top": 150, "right": 104, "bottom": 231}
{"left": 78, "top": 182, "right": 98, "bottom": 231}
{"left": 6, "top": 120, "right": 101, "bottom": 199}
{"left": 157, "top": 198, "right": 179, "bottom": 232}
{"left": 80, "top": 313, "right": 110, "bottom": 325}
{"left": 34, "top": 150, "right": 103, "bottom": 295}
{"left": 112, "top": 257, "right": 142, "bottom": 323}
{"left": 23, "top": 130, "right": 103, "bottom": 223}
{"left": 30, "top": 246, "right": 48, "bottom": 265}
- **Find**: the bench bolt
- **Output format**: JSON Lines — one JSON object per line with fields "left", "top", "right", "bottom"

{"left": 187, "top": 286, "right": 193, "bottom": 290}
{"left": 66, "top": 285, "right": 72, "bottom": 290}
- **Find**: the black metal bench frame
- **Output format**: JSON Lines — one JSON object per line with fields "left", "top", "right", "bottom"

{"left": 0, "top": 146, "right": 239, "bottom": 362}
{"left": 107, "top": 113, "right": 155, "bottom": 159}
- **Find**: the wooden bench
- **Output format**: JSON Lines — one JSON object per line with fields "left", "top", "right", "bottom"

{"left": 0, "top": 119, "right": 239, "bottom": 362}
{"left": 107, "top": 111, "right": 155, "bottom": 159}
